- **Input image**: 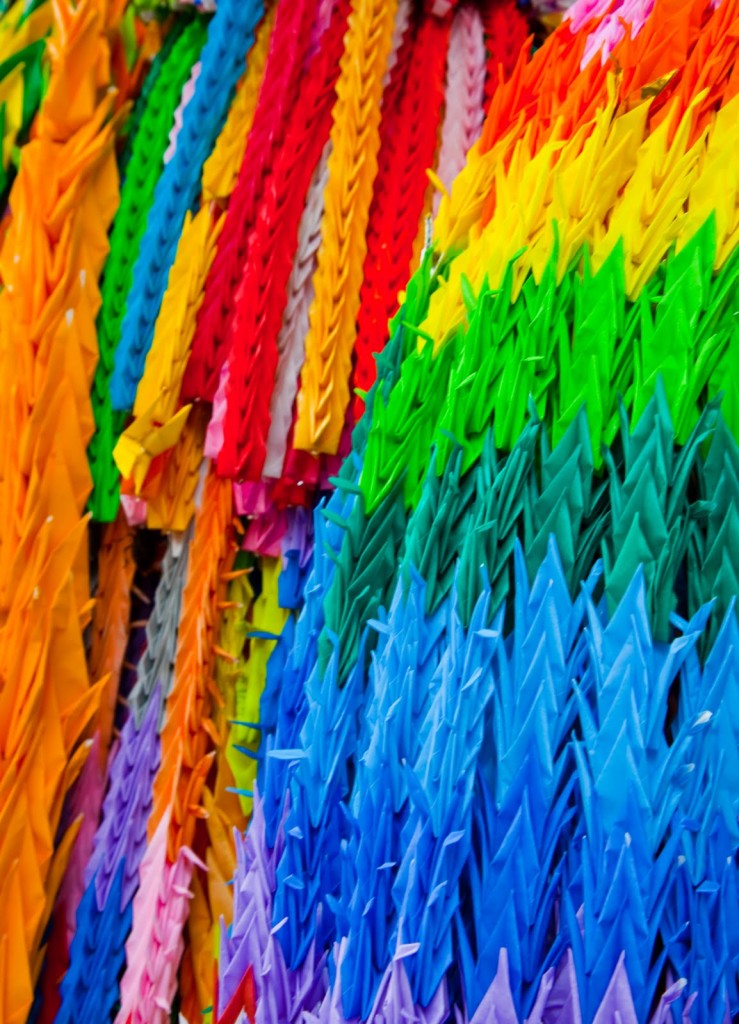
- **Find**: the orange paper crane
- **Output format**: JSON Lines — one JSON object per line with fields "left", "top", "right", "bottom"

{"left": 149, "top": 467, "right": 238, "bottom": 862}
{"left": 0, "top": 1, "right": 125, "bottom": 1020}
{"left": 181, "top": 564, "right": 254, "bottom": 1021}
{"left": 88, "top": 512, "right": 136, "bottom": 752}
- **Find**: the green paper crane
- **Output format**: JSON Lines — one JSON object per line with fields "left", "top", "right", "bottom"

{"left": 690, "top": 418, "right": 739, "bottom": 647}
{"left": 602, "top": 384, "right": 718, "bottom": 641}
{"left": 361, "top": 215, "right": 739, "bottom": 523}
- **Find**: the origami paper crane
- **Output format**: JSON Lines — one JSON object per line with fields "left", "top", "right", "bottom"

{"left": 0, "top": 1, "right": 735, "bottom": 1022}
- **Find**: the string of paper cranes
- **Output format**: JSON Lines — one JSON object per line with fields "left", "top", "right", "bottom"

{"left": 0, "top": 0, "right": 736, "bottom": 1022}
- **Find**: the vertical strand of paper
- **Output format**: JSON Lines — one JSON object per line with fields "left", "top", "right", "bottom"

{"left": 36, "top": 510, "right": 140, "bottom": 1023}
{"left": 233, "top": 0, "right": 407, "bottom": 500}
{"left": 433, "top": 3, "right": 486, "bottom": 212}
{"left": 183, "top": 0, "right": 318, "bottom": 404}
{"left": 201, "top": 3, "right": 276, "bottom": 206}
{"left": 49, "top": 513, "right": 135, "bottom": 945}
{"left": 114, "top": 468, "right": 236, "bottom": 1023}
{"left": 226, "top": 556, "right": 288, "bottom": 817}
{"left": 262, "top": 145, "right": 332, "bottom": 479}
{"left": 111, "top": 5, "right": 273, "bottom": 515}
{"left": 293, "top": 0, "right": 400, "bottom": 455}
{"left": 216, "top": 0, "right": 352, "bottom": 481}
{"left": 268, "top": 0, "right": 412, "bottom": 493}
{"left": 351, "top": 9, "right": 449, "bottom": 422}
{"left": 207, "top": 556, "right": 290, "bottom": 1021}
{"left": 149, "top": 470, "right": 236, "bottom": 856}
{"left": 0, "top": 1, "right": 123, "bottom": 1019}
{"left": 86, "top": 515, "right": 137, "bottom": 752}
{"left": 115, "top": 813, "right": 204, "bottom": 1024}
{"left": 196, "top": 8, "right": 277, "bottom": 461}
{"left": 88, "top": 18, "right": 210, "bottom": 523}
{"left": 112, "top": 208, "right": 222, "bottom": 496}
{"left": 53, "top": 526, "right": 190, "bottom": 1023}
{"left": 384, "top": 0, "right": 412, "bottom": 82}
{"left": 177, "top": 0, "right": 276, "bottom": 473}
{"left": 111, "top": 0, "right": 266, "bottom": 413}
{"left": 182, "top": 567, "right": 254, "bottom": 1023}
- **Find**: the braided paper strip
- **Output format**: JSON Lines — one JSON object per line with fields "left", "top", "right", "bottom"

{"left": 183, "top": 0, "right": 317, "bottom": 403}
{"left": 111, "top": 0, "right": 265, "bottom": 411}
{"left": 262, "top": 143, "right": 331, "bottom": 479}
{"left": 217, "top": 0, "right": 352, "bottom": 481}
{"left": 352, "top": 9, "right": 449, "bottom": 422}
{"left": 293, "top": 0, "right": 400, "bottom": 455}
{"left": 433, "top": 3, "right": 486, "bottom": 211}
